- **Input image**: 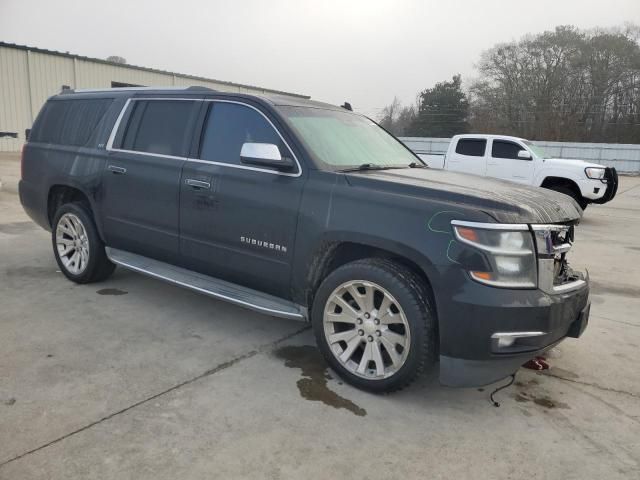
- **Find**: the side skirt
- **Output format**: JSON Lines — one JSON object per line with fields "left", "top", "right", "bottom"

{"left": 105, "top": 247, "right": 307, "bottom": 321}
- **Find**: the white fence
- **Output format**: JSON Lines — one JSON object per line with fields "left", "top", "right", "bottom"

{"left": 399, "top": 137, "right": 640, "bottom": 174}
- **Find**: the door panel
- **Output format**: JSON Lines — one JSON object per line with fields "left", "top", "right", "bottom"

{"left": 179, "top": 161, "right": 303, "bottom": 298}
{"left": 102, "top": 151, "right": 184, "bottom": 262}
{"left": 486, "top": 139, "right": 534, "bottom": 184}
{"left": 446, "top": 138, "right": 487, "bottom": 176}
{"left": 100, "top": 98, "right": 199, "bottom": 263}
{"left": 179, "top": 101, "right": 304, "bottom": 299}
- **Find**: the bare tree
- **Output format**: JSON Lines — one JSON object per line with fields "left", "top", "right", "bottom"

{"left": 470, "top": 24, "right": 640, "bottom": 142}
{"left": 378, "top": 97, "right": 416, "bottom": 136}
{"left": 106, "top": 55, "right": 127, "bottom": 64}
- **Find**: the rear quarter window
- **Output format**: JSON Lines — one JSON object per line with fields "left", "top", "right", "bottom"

{"left": 120, "top": 100, "right": 196, "bottom": 157}
{"left": 455, "top": 139, "right": 486, "bottom": 157}
{"left": 31, "top": 99, "right": 112, "bottom": 147}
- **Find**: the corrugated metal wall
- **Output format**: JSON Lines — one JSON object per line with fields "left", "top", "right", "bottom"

{"left": 0, "top": 43, "right": 305, "bottom": 151}
{"left": 400, "top": 137, "right": 640, "bottom": 174}
{"left": 0, "top": 47, "right": 32, "bottom": 151}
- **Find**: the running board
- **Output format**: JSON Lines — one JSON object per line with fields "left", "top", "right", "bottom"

{"left": 105, "top": 247, "right": 307, "bottom": 321}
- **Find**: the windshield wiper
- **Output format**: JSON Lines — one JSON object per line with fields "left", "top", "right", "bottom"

{"left": 338, "top": 163, "right": 411, "bottom": 173}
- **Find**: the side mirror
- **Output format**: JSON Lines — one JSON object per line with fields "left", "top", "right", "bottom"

{"left": 517, "top": 149, "right": 532, "bottom": 160}
{"left": 25, "top": 129, "right": 31, "bottom": 141}
{"left": 240, "top": 143, "right": 294, "bottom": 171}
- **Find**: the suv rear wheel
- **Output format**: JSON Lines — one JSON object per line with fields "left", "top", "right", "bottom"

{"left": 52, "top": 202, "right": 116, "bottom": 283}
{"left": 312, "top": 258, "right": 436, "bottom": 393}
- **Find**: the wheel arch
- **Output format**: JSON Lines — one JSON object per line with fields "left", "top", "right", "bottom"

{"left": 47, "top": 184, "right": 105, "bottom": 241}
{"left": 540, "top": 176, "right": 581, "bottom": 197}
{"left": 305, "top": 236, "right": 439, "bottom": 323}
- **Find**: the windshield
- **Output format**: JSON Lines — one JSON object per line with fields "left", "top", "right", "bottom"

{"left": 523, "top": 141, "right": 551, "bottom": 159}
{"left": 280, "top": 106, "right": 418, "bottom": 170}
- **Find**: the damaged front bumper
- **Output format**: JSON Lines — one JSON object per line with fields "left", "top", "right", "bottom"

{"left": 438, "top": 271, "right": 590, "bottom": 388}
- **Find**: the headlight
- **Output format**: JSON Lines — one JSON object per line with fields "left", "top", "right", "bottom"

{"left": 585, "top": 167, "right": 605, "bottom": 179}
{"left": 452, "top": 221, "right": 536, "bottom": 288}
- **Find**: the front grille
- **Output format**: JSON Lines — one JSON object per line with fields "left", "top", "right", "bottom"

{"left": 532, "top": 224, "right": 583, "bottom": 293}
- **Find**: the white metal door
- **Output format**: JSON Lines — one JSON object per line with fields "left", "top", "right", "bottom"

{"left": 446, "top": 138, "right": 487, "bottom": 176}
{"left": 486, "top": 139, "right": 534, "bottom": 184}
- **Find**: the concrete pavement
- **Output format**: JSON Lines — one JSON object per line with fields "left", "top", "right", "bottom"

{"left": 1, "top": 153, "right": 639, "bottom": 479}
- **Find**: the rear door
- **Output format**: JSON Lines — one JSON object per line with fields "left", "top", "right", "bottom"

{"left": 179, "top": 100, "right": 305, "bottom": 298}
{"left": 102, "top": 98, "right": 199, "bottom": 263}
{"left": 486, "top": 139, "right": 534, "bottom": 184}
{"left": 446, "top": 138, "right": 487, "bottom": 176}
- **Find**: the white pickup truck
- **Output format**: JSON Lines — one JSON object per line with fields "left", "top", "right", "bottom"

{"left": 417, "top": 134, "right": 618, "bottom": 209}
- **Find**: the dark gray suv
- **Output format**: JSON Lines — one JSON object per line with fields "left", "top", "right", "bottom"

{"left": 19, "top": 87, "right": 590, "bottom": 392}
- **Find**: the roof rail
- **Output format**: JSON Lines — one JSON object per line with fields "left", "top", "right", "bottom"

{"left": 61, "top": 86, "right": 217, "bottom": 94}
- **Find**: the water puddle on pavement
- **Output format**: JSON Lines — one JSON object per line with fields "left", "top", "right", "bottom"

{"left": 513, "top": 378, "right": 571, "bottom": 410}
{"left": 274, "top": 345, "right": 367, "bottom": 417}
{"left": 96, "top": 288, "right": 128, "bottom": 296}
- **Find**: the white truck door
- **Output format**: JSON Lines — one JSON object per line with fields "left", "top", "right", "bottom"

{"left": 445, "top": 138, "right": 487, "bottom": 176}
{"left": 486, "top": 139, "right": 534, "bottom": 184}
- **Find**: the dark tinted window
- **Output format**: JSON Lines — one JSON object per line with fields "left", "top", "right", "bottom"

{"left": 122, "top": 100, "right": 195, "bottom": 156}
{"left": 455, "top": 139, "right": 486, "bottom": 157}
{"left": 492, "top": 140, "right": 525, "bottom": 159}
{"left": 199, "top": 103, "right": 288, "bottom": 166}
{"left": 31, "top": 99, "right": 112, "bottom": 146}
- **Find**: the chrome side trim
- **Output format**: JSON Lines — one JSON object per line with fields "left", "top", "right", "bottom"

{"left": 108, "top": 148, "right": 186, "bottom": 162}
{"left": 76, "top": 87, "right": 198, "bottom": 93}
{"left": 193, "top": 99, "right": 302, "bottom": 177}
{"left": 491, "top": 331, "right": 546, "bottom": 339}
{"left": 531, "top": 224, "right": 571, "bottom": 232}
{"left": 105, "top": 248, "right": 306, "bottom": 320}
{"left": 185, "top": 179, "right": 211, "bottom": 189}
{"left": 105, "top": 98, "right": 132, "bottom": 150}
{"left": 451, "top": 220, "right": 529, "bottom": 231}
{"left": 105, "top": 98, "right": 303, "bottom": 178}
{"left": 552, "top": 279, "right": 587, "bottom": 294}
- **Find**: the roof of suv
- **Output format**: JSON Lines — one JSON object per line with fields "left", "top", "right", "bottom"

{"left": 56, "top": 86, "right": 345, "bottom": 111}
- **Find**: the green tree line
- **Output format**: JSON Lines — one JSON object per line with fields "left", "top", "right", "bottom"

{"left": 379, "top": 24, "right": 640, "bottom": 143}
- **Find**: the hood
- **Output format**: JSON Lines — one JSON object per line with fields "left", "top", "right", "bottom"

{"left": 544, "top": 158, "right": 606, "bottom": 169}
{"left": 344, "top": 168, "right": 582, "bottom": 224}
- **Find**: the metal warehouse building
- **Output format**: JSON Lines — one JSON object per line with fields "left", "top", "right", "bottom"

{"left": 0, "top": 42, "right": 308, "bottom": 152}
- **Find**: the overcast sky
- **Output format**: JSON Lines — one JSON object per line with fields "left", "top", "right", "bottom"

{"left": 1, "top": 0, "right": 638, "bottom": 117}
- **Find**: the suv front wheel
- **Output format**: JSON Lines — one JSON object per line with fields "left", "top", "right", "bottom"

{"left": 52, "top": 202, "right": 116, "bottom": 284}
{"left": 312, "top": 258, "right": 436, "bottom": 393}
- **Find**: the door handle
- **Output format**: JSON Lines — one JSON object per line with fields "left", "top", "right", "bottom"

{"left": 108, "top": 165, "right": 127, "bottom": 175}
{"left": 185, "top": 179, "right": 211, "bottom": 190}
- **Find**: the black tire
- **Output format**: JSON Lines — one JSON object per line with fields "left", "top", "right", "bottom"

{"left": 311, "top": 258, "right": 436, "bottom": 393}
{"left": 549, "top": 185, "right": 589, "bottom": 210}
{"left": 51, "top": 202, "right": 116, "bottom": 284}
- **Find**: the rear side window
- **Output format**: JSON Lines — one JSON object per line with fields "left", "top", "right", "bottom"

{"left": 455, "top": 139, "right": 486, "bottom": 157}
{"left": 492, "top": 140, "right": 525, "bottom": 159}
{"left": 31, "top": 99, "right": 112, "bottom": 146}
{"left": 199, "top": 102, "right": 289, "bottom": 166}
{"left": 121, "top": 100, "right": 195, "bottom": 156}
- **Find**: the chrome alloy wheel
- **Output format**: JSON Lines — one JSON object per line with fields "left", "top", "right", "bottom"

{"left": 323, "top": 280, "right": 411, "bottom": 380}
{"left": 55, "top": 213, "right": 90, "bottom": 275}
